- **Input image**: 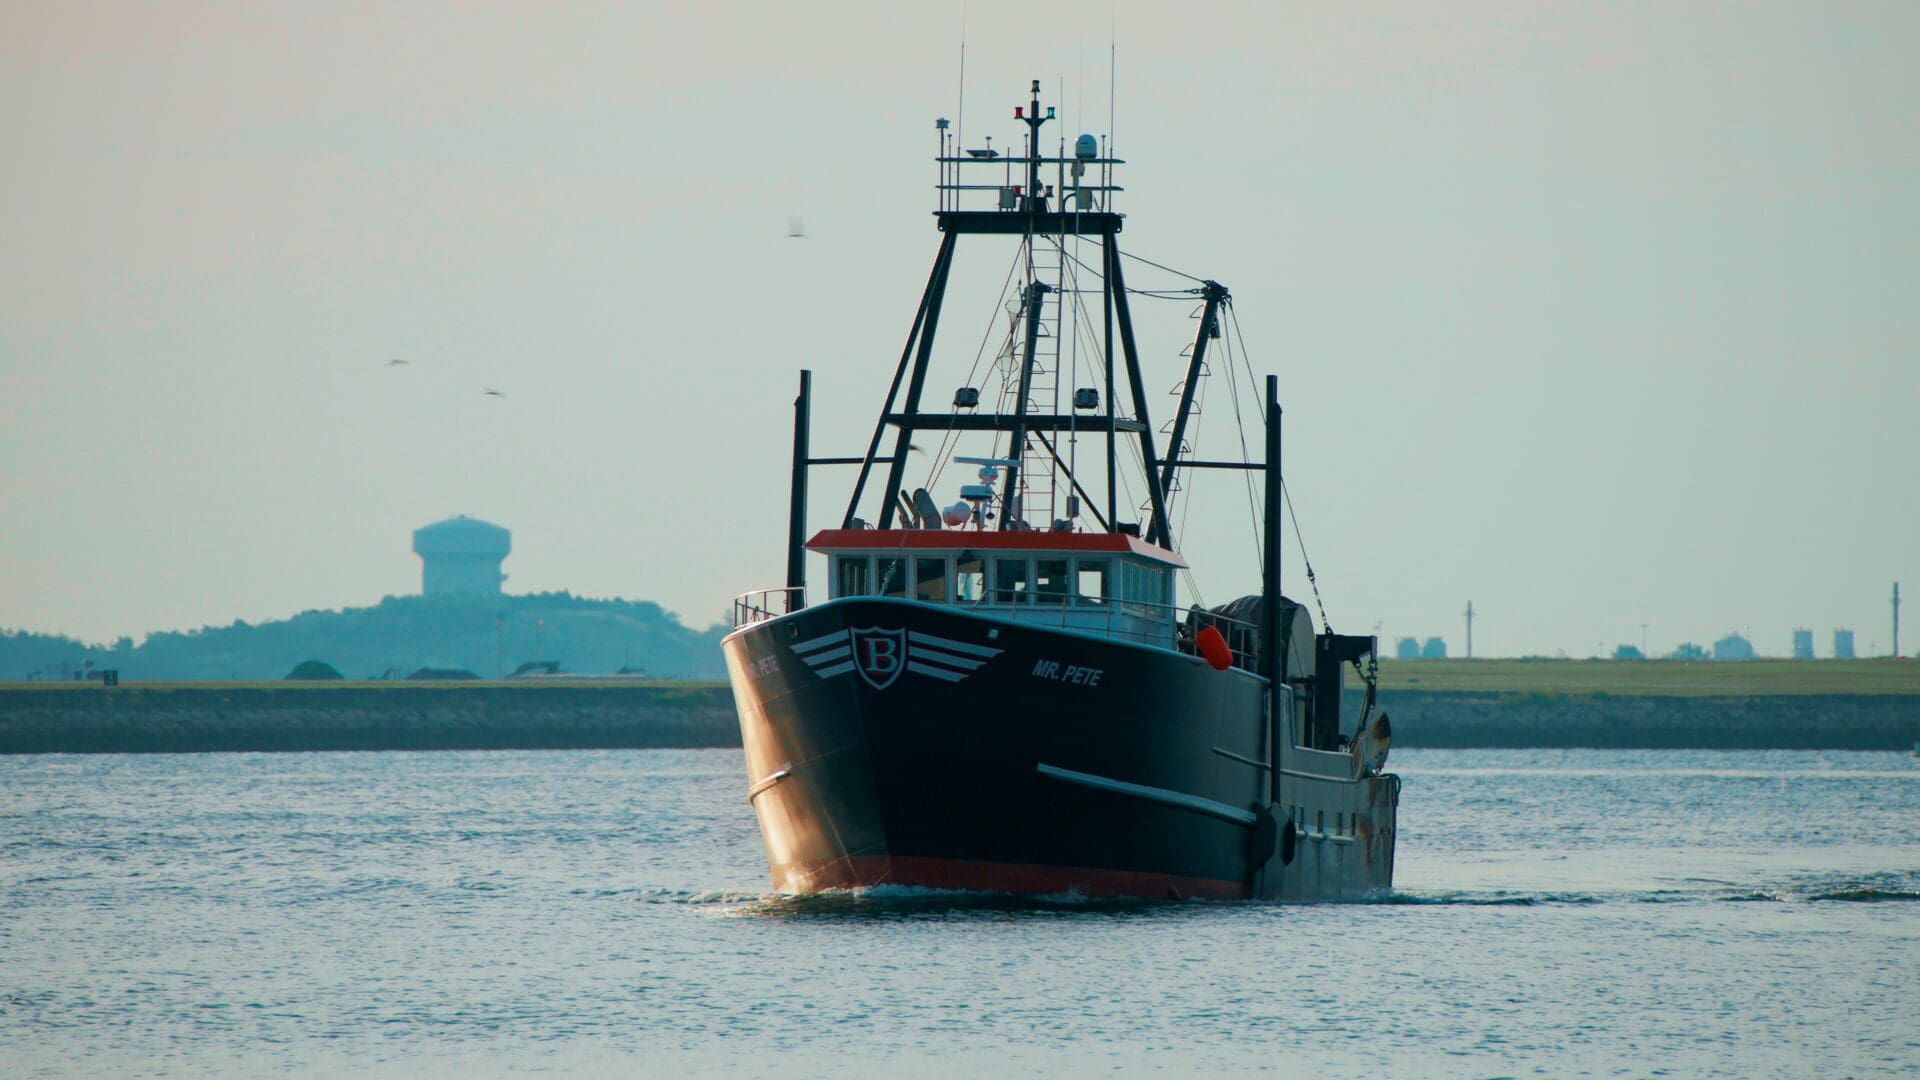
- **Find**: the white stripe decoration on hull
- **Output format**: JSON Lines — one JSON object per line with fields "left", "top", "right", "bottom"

{"left": 789, "top": 626, "right": 1004, "bottom": 688}
{"left": 1036, "top": 762, "right": 1259, "bottom": 827}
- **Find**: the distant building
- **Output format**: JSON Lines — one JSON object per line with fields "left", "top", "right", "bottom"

{"left": 1833, "top": 628, "right": 1855, "bottom": 660}
{"left": 1712, "top": 633, "right": 1755, "bottom": 661}
{"left": 1395, "top": 637, "right": 1421, "bottom": 660}
{"left": 1792, "top": 629, "right": 1814, "bottom": 660}
{"left": 413, "top": 515, "right": 511, "bottom": 597}
{"left": 1612, "top": 644, "right": 1646, "bottom": 661}
{"left": 1421, "top": 637, "right": 1448, "bottom": 660}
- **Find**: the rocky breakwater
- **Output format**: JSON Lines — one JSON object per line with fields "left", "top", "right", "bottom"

{"left": 0, "top": 683, "right": 743, "bottom": 754}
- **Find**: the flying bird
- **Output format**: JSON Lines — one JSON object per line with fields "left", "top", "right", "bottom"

{"left": 787, "top": 217, "right": 807, "bottom": 239}
{"left": 483, "top": 387, "right": 505, "bottom": 398}
{"left": 386, "top": 357, "right": 409, "bottom": 366}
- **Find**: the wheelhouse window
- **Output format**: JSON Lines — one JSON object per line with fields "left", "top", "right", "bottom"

{"left": 915, "top": 557, "right": 948, "bottom": 602}
{"left": 956, "top": 554, "right": 986, "bottom": 602}
{"left": 1119, "top": 560, "right": 1171, "bottom": 612}
{"left": 836, "top": 555, "right": 869, "bottom": 598}
{"left": 1034, "top": 559, "right": 1070, "bottom": 605}
{"left": 994, "top": 558, "right": 1029, "bottom": 604}
{"left": 1074, "top": 559, "right": 1111, "bottom": 606}
{"left": 876, "top": 556, "right": 909, "bottom": 599}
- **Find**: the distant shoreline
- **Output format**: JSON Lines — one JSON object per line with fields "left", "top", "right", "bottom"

{"left": 1372, "top": 657, "right": 1920, "bottom": 697}
{"left": 0, "top": 682, "right": 739, "bottom": 755}
{"left": 2, "top": 661, "right": 1916, "bottom": 754}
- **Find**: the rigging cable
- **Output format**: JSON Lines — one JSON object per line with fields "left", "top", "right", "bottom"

{"left": 1118, "top": 248, "right": 1206, "bottom": 284}
{"left": 924, "top": 242, "right": 1026, "bottom": 496}
{"left": 1218, "top": 301, "right": 1266, "bottom": 571}
{"left": 1057, "top": 246, "right": 1202, "bottom": 300}
{"left": 1225, "top": 298, "right": 1335, "bottom": 635}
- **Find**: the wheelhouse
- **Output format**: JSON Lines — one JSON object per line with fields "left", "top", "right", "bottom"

{"left": 807, "top": 529, "right": 1188, "bottom": 649}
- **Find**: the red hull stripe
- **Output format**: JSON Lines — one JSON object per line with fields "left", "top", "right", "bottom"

{"left": 805, "top": 528, "right": 1187, "bottom": 567}
{"left": 778, "top": 854, "right": 1247, "bottom": 901}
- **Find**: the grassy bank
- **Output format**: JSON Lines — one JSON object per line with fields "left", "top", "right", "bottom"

{"left": 1377, "top": 658, "right": 1920, "bottom": 696}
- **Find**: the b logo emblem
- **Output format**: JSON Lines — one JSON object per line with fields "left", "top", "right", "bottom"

{"left": 788, "top": 626, "right": 1000, "bottom": 687}
{"left": 849, "top": 626, "right": 907, "bottom": 690}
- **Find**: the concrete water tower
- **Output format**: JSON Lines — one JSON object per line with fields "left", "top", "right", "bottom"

{"left": 413, "top": 516, "right": 511, "bottom": 597}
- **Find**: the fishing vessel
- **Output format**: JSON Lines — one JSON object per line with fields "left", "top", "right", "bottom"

{"left": 724, "top": 82, "right": 1398, "bottom": 901}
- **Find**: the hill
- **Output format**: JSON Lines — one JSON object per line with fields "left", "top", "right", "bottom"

{"left": 0, "top": 593, "right": 728, "bottom": 681}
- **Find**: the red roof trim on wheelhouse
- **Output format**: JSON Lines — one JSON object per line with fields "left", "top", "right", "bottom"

{"left": 805, "top": 529, "right": 1188, "bottom": 568}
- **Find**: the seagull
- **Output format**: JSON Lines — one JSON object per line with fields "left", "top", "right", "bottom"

{"left": 483, "top": 387, "right": 505, "bottom": 398}
{"left": 386, "top": 357, "right": 409, "bottom": 366}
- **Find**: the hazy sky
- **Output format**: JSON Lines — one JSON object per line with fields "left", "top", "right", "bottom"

{"left": 2, "top": 1, "right": 1914, "bottom": 657}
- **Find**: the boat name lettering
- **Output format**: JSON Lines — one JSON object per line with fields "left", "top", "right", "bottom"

{"left": 749, "top": 654, "right": 780, "bottom": 678}
{"left": 1032, "top": 659, "right": 1103, "bottom": 687}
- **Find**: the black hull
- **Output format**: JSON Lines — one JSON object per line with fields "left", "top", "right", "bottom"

{"left": 724, "top": 598, "right": 1393, "bottom": 900}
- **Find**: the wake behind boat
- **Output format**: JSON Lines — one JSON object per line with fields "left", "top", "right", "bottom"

{"left": 724, "top": 82, "right": 1398, "bottom": 901}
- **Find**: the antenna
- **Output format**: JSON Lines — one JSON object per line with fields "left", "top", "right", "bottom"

{"left": 955, "top": 4, "right": 966, "bottom": 158}
{"left": 1107, "top": 7, "right": 1118, "bottom": 210}
{"left": 1108, "top": 11, "right": 1117, "bottom": 153}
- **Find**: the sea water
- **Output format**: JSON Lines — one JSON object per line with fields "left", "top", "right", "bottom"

{"left": 2, "top": 748, "right": 1915, "bottom": 1077}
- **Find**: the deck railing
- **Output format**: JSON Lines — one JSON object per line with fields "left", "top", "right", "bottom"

{"left": 728, "top": 586, "right": 1262, "bottom": 671}
{"left": 960, "top": 594, "right": 1262, "bottom": 671}
{"left": 732, "top": 587, "right": 803, "bottom": 628}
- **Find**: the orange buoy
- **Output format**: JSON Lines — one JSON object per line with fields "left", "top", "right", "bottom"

{"left": 1195, "top": 625, "right": 1232, "bottom": 671}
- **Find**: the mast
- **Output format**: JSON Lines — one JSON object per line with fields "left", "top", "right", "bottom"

{"left": 1107, "top": 244, "right": 1173, "bottom": 546}
{"left": 786, "top": 371, "right": 811, "bottom": 609}
{"left": 1103, "top": 245, "right": 1118, "bottom": 527}
{"left": 1019, "top": 79, "right": 1046, "bottom": 200}
{"left": 844, "top": 234, "right": 954, "bottom": 527}
{"left": 1000, "top": 279, "right": 1050, "bottom": 528}
{"left": 1158, "top": 280, "right": 1228, "bottom": 503}
{"left": 1262, "top": 374, "right": 1285, "bottom": 804}
{"left": 876, "top": 235, "right": 959, "bottom": 528}
{"left": 820, "top": 80, "right": 1198, "bottom": 548}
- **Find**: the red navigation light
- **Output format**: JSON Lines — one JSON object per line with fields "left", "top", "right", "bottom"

{"left": 1015, "top": 107, "right": 1024, "bottom": 118}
